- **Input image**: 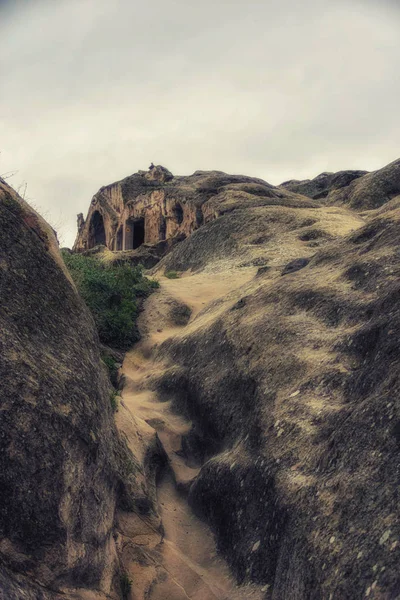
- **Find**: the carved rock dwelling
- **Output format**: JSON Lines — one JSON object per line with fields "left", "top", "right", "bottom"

{"left": 73, "top": 164, "right": 204, "bottom": 252}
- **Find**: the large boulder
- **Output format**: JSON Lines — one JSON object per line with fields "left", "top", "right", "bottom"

{"left": 0, "top": 180, "right": 128, "bottom": 598}
{"left": 280, "top": 170, "right": 367, "bottom": 200}
{"left": 150, "top": 182, "right": 400, "bottom": 598}
{"left": 327, "top": 158, "right": 400, "bottom": 209}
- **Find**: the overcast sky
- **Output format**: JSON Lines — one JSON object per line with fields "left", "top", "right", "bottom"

{"left": 1, "top": 0, "right": 399, "bottom": 246}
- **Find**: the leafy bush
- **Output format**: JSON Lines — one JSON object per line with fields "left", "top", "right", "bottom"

{"left": 62, "top": 251, "right": 159, "bottom": 349}
{"left": 102, "top": 353, "right": 117, "bottom": 376}
{"left": 165, "top": 270, "right": 180, "bottom": 279}
{"left": 120, "top": 573, "right": 132, "bottom": 599}
{"left": 110, "top": 389, "right": 119, "bottom": 412}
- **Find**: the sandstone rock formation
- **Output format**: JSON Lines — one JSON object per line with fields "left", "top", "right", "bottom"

{"left": 279, "top": 169, "right": 367, "bottom": 199}
{"left": 279, "top": 158, "right": 400, "bottom": 209}
{"left": 141, "top": 160, "right": 400, "bottom": 599}
{"left": 73, "top": 164, "right": 310, "bottom": 254}
{"left": 2, "top": 156, "right": 400, "bottom": 599}
{"left": 111, "top": 158, "right": 400, "bottom": 598}
{"left": 73, "top": 164, "right": 193, "bottom": 252}
{"left": 75, "top": 160, "right": 400, "bottom": 258}
{"left": 0, "top": 179, "right": 161, "bottom": 599}
{"left": 327, "top": 158, "right": 400, "bottom": 209}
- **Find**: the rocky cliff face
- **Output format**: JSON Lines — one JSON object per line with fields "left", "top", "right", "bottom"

{"left": 279, "top": 158, "right": 400, "bottom": 209}
{"left": 131, "top": 158, "right": 400, "bottom": 598}
{"left": 151, "top": 203, "right": 400, "bottom": 597}
{"left": 279, "top": 169, "right": 367, "bottom": 200}
{"left": 0, "top": 180, "right": 160, "bottom": 599}
{"left": 73, "top": 164, "right": 309, "bottom": 254}
{"left": 2, "top": 156, "right": 400, "bottom": 599}
{"left": 73, "top": 164, "right": 194, "bottom": 252}
{"left": 74, "top": 159, "right": 400, "bottom": 257}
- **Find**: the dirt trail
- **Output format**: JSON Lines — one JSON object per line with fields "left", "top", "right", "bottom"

{"left": 117, "top": 268, "right": 264, "bottom": 600}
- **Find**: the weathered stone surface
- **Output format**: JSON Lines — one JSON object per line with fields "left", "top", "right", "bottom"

{"left": 327, "top": 158, "right": 400, "bottom": 209}
{"left": 281, "top": 257, "right": 310, "bottom": 275}
{"left": 284, "top": 158, "right": 400, "bottom": 209}
{"left": 144, "top": 164, "right": 173, "bottom": 183}
{"left": 0, "top": 180, "right": 156, "bottom": 598}
{"left": 3, "top": 156, "right": 400, "bottom": 599}
{"left": 148, "top": 167, "right": 400, "bottom": 599}
{"left": 280, "top": 169, "right": 367, "bottom": 199}
{"left": 73, "top": 165, "right": 312, "bottom": 254}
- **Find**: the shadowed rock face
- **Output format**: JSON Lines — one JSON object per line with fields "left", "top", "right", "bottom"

{"left": 0, "top": 180, "right": 150, "bottom": 599}
{"left": 146, "top": 161, "right": 400, "bottom": 599}
{"left": 73, "top": 164, "right": 312, "bottom": 253}
{"left": 280, "top": 169, "right": 367, "bottom": 200}
{"left": 3, "top": 156, "right": 400, "bottom": 599}
{"left": 327, "top": 158, "right": 400, "bottom": 209}
{"left": 280, "top": 159, "right": 400, "bottom": 210}
{"left": 74, "top": 159, "right": 400, "bottom": 256}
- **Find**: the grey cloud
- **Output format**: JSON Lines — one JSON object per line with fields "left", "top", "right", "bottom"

{"left": 1, "top": 0, "right": 399, "bottom": 246}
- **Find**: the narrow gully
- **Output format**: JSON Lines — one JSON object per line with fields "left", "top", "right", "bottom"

{"left": 115, "top": 272, "right": 263, "bottom": 600}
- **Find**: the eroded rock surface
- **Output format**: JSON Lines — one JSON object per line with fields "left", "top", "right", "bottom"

{"left": 280, "top": 158, "right": 400, "bottom": 209}
{"left": 129, "top": 163, "right": 399, "bottom": 599}
{"left": 280, "top": 169, "right": 367, "bottom": 200}
{"left": 327, "top": 158, "right": 400, "bottom": 209}
{"left": 73, "top": 165, "right": 314, "bottom": 254}
{"left": 0, "top": 180, "right": 159, "bottom": 599}
{"left": 2, "top": 156, "right": 400, "bottom": 600}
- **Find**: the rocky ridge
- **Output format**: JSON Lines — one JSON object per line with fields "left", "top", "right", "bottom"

{"left": 1, "top": 157, "right": 400, "bottom": 599}
{"left": 0, "top": 179, "right": 163, "bottom": 599}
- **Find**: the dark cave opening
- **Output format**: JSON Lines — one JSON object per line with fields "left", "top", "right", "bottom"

{"left": 115, "top": 227, "right": 123, "bottom": 251}
{"left": 89, "top": 211, "right": 106, "bottom": 248}
{"left": 173, "top": 203, "right": 184, "bottom": 225}
{"left": 125, "top": 218, "right": 145, "bottom": 250}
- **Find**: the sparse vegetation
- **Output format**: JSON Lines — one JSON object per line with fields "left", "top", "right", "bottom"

{"left": 61, "top": 251, "right": 159, "bottom": 348}
{"left": 102, "top": 352, "right": 119, "bottom": 387}
{"left": 102, "top": 353, "right": 117, "bottom": 375}
{"left": 120, "top": 573, "right": 132, "bottom": 599}
{"left": 165, "top": 270, "right": 180, "bottom": 279}
{"left": 110, "top": 389, "right": 119, "bottom": 412}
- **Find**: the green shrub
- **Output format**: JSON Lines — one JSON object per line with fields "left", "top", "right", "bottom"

{"left": 62, "top": 251, "right": 157, "bottom": 349}
{"left": 110, "top": 389, "right": 119, "bottom": 412}
{"left": 102, "top": 353, "right": 117, "bottom": 374}
{"left": 165, "top": 270, "right": 180, "bottom": 279}
{"left": 120, "top": 573, "right": 132, "bottom": 599}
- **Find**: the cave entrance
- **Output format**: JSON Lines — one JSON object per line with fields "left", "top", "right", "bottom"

{"left": 115, "top": 227, "right": 123, "bottom": 251}
{"left": 173, "top": 203, "right": 184, "bottom": 225}
{"left": 160, "top": 216, "right": 167, "bottom": 241}
{"left": 125, "top": 218, "right": 145, "bottom": 250}
{"left": 89, "top": 211, "right": 106, "bottom": 248}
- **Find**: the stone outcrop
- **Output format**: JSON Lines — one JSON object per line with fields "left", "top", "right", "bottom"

{"left": 147, "top": 170, "right": 400, "bottom": 598}
{"left": 280, "top": 159, "right": 400, "bottom": 209}
{"left": 327, "top": 158, "right": 400, "bottom": 209}
{"left": 280, "top": 169, "right": 367, "bottom": 199}
{"left": 0, "top": 179, "right": 159, "bottom": 599}
{"left": 74, "top": 159, "right": 400, "bottom": 255}
{"left": 3, "top": 155, "right": 400, "bottom": 599}
{"left": 73, "top": 165, "right": 309, "bottom": 253}
{"left": 73, "top": 165, "right": 196, "bottom": 252}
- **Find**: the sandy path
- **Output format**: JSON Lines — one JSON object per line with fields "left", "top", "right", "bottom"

{"left": 118, "top": 268, "right": 263, "bottom": 600}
